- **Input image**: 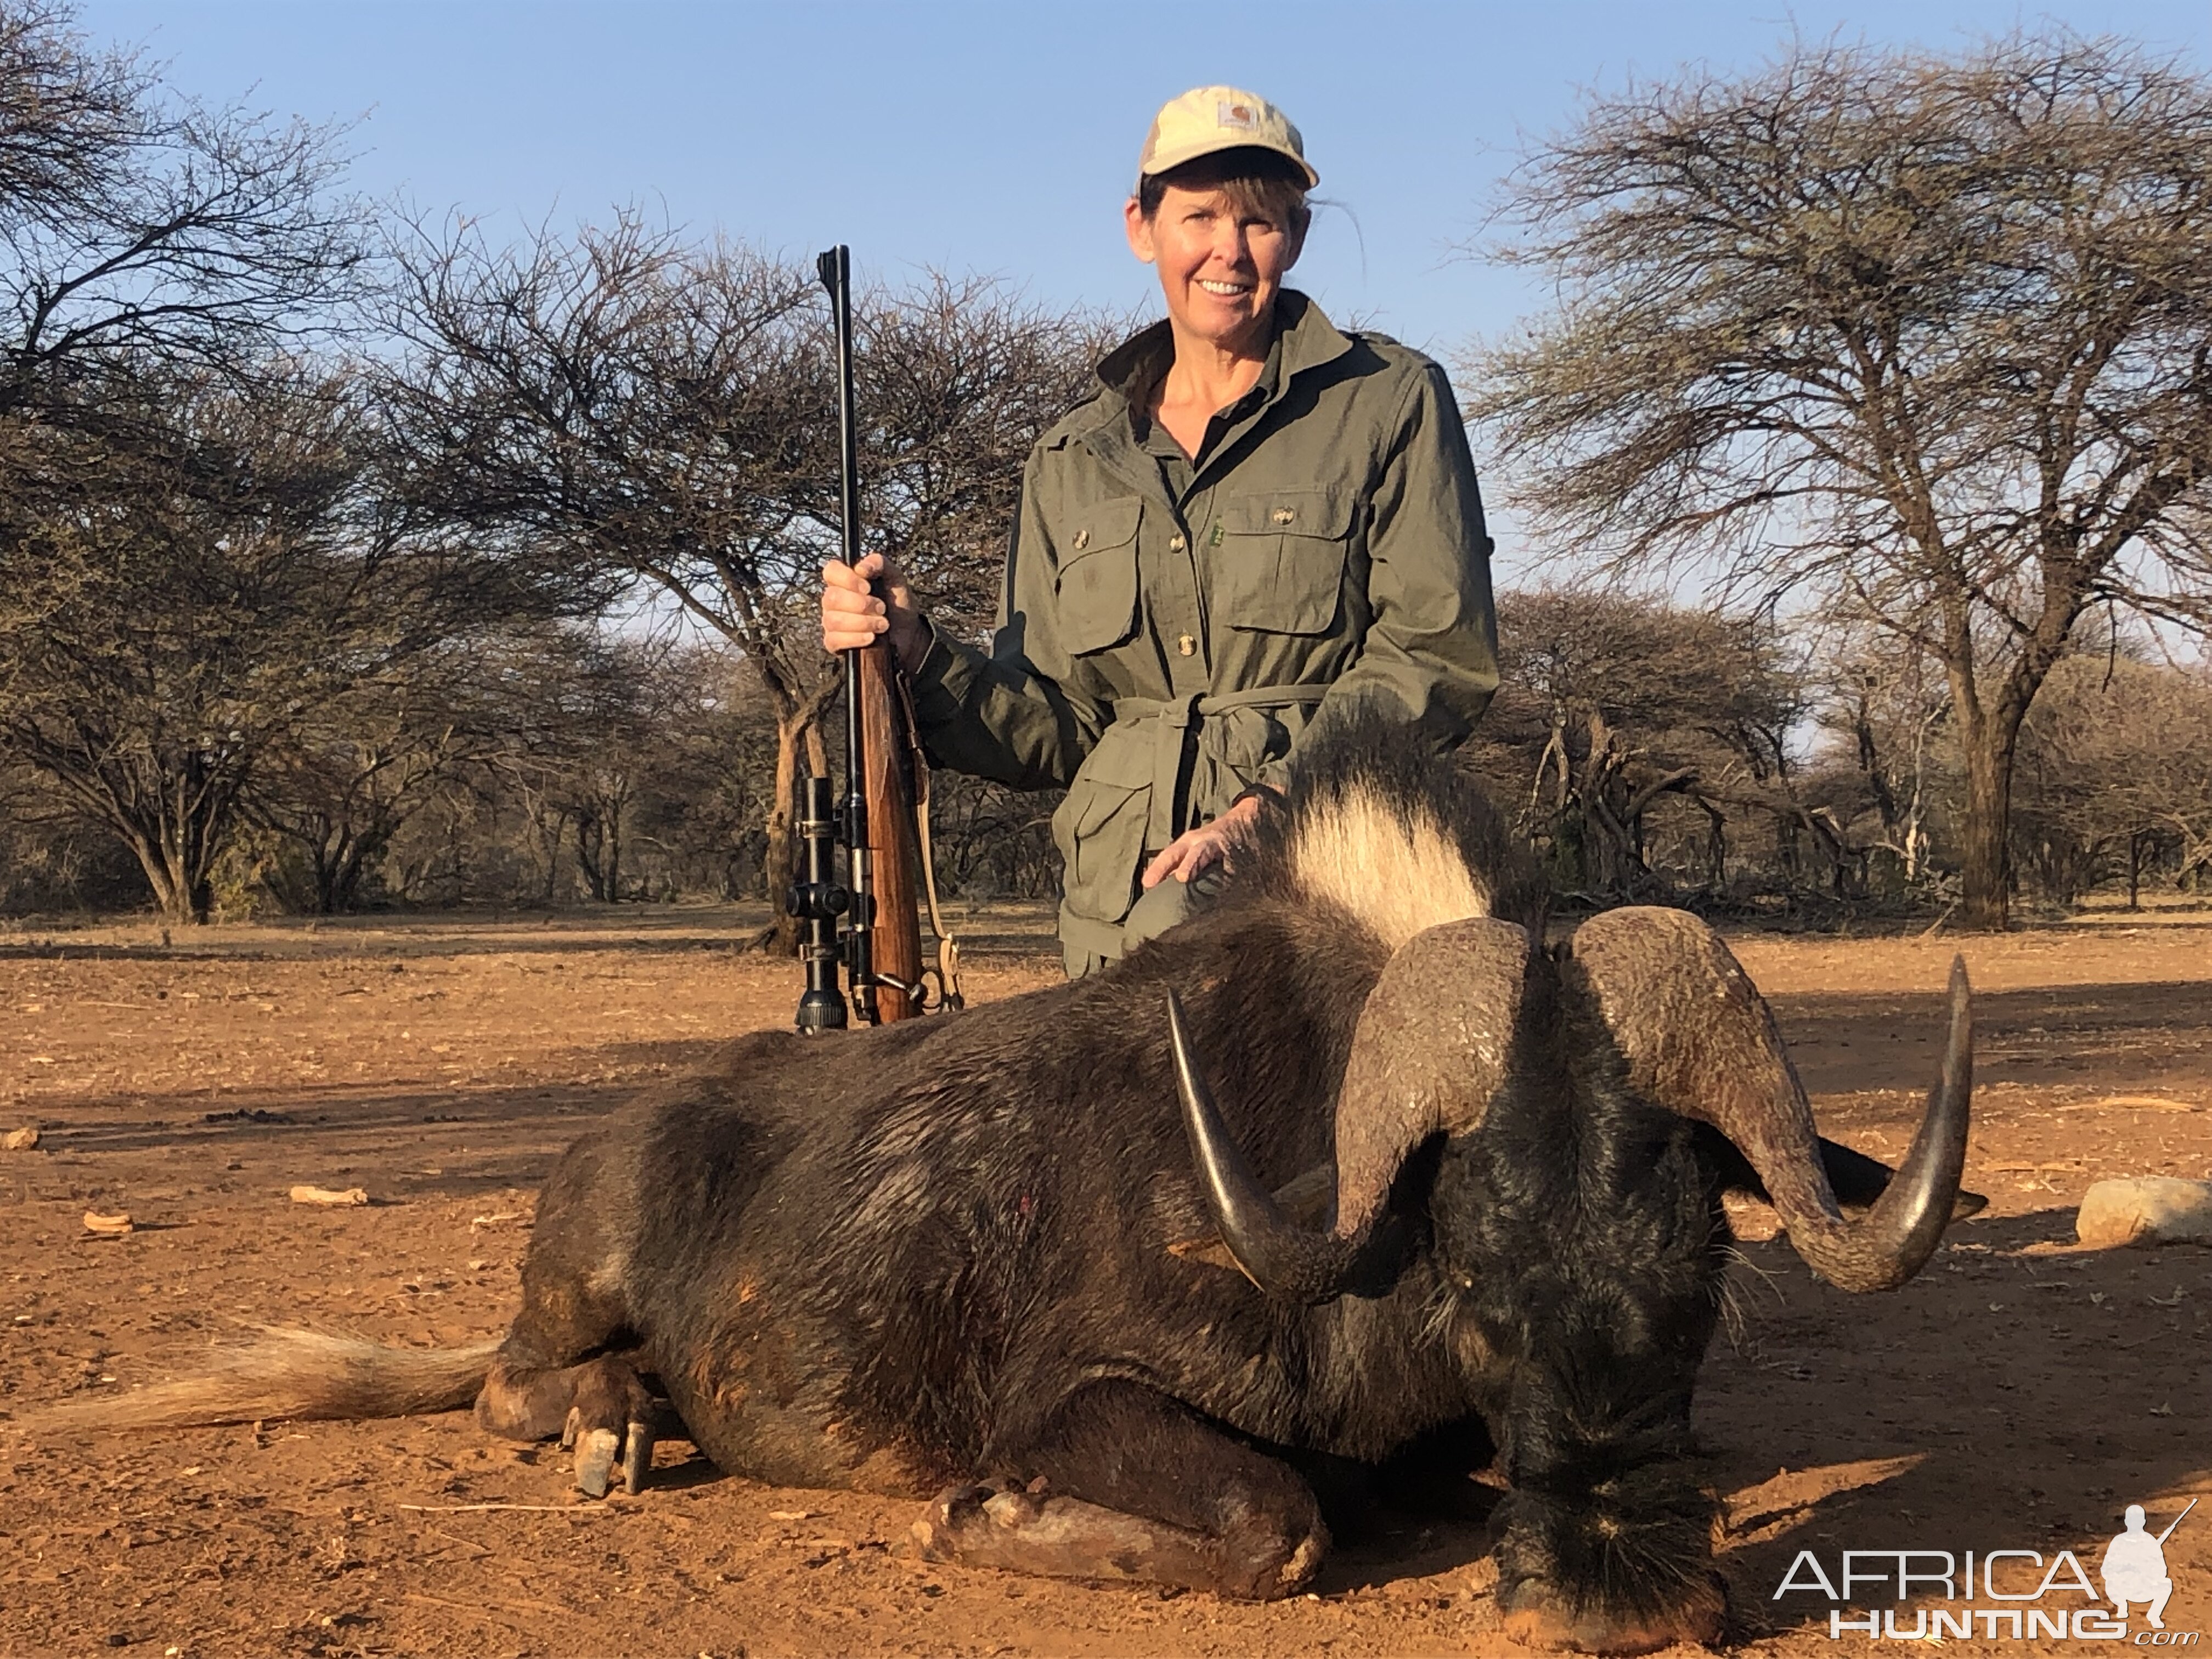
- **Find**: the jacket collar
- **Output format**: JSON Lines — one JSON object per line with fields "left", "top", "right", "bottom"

{"left": 1077, "top": 290, "right": 1353, "bottom": 441}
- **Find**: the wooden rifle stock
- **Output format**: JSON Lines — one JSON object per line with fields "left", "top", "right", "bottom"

{"left": 857, "top": 641, "right": 923, "bottom": 1022}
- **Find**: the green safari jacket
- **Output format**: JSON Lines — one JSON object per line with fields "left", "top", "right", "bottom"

{"left": 907, "top": 291, "right": 1499, "bottom": 974}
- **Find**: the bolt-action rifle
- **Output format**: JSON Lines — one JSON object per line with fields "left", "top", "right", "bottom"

{"left": 791, "top": 245, "right": 962, "bottom": 1032}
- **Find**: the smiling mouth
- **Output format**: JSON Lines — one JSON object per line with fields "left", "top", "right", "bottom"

{"left": 1197, "top": 279, "right": 1255, "bottom": 297}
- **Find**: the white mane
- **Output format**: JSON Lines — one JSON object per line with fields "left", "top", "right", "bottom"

{"left": 1283, "top": 781, "right": 1492, "bottom": 951}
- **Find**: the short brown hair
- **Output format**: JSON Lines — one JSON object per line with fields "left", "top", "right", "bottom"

{"left": 1137, "top": 146, "right": 1312, "bottom": 237}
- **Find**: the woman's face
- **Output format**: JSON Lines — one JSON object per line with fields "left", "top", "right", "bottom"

{"left": 1125, "top": 183, "right": 1304, "bottom": 354}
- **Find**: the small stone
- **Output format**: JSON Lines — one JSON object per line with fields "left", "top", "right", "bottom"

{"left": 1, "top": 1125, "right": 39, "bottom": 1151}
{"left": 289, "top": 1185, "right": 369, "bottom": 1207}
{"left": 2076, "top": 1177, "right": 2212, "bottom": 1249}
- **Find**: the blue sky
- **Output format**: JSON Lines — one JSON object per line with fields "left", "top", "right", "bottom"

{"left": 75, "top": 1, "right": 2210, "bottom": 363}
{"left": 70, "top": 2, "right": 2212, "bottom": 605}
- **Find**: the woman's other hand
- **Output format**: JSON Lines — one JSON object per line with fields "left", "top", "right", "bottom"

{"left": 1141, "top": 793, "right": 1264, "bottom": 890}
{"left": 821, "top": 552, "right": 926, "bottom": 672}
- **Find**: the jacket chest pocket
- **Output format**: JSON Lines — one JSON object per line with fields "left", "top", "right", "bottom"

{"left": 1054, "top": 496, "right": 1143, "bottom": 655}
{"left": 1211, "top": 488, "right": 1355, "bottom": 636}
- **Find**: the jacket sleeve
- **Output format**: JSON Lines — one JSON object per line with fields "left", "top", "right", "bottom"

{"left": 905, "top": 450, "right": 1112, "bottom": 791}
{"left": 1251, "top": 360, "right": 1499, "bottom": 797}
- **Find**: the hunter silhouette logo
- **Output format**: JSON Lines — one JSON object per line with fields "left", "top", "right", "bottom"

{"left": 1776, "top": 1496, "right": 2199, "bottom": 1643}
{"left": 2107, "top": 1500, "right": 2193, "bottom": 1630}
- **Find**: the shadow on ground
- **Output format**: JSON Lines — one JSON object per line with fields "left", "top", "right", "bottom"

{"left": 1705, "top": 1206, "right": 2210, "bottom": 1639}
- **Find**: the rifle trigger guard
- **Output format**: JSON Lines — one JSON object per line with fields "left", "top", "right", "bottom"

{"left": 861, "top": 960, "right": 963, "bottom": 1014}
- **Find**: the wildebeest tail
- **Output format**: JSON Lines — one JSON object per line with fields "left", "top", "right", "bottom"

{"left": 32, "top": 1328, "right": 498, "bottom": 1431}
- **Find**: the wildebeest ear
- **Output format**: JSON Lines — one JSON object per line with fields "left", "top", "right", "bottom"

{"left": 1167, "top": 1164, "right": 1334, "bottom": 1271}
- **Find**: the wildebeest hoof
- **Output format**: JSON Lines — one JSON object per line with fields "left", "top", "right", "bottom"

{"left": 1499, "top": 1572, "right": 1727, "bottom": 1654}
{"left": 569, "top": 1413, "right": 622, "bottom": 1499}
{"left": 561, "top": 1399, "right": 656, "bottom": 1499}
{"left": 909, "top": 1478, "right": 1307, "bottom": 1599}
{"left": 546, "top": 1355, "right": 659, "bottom": 1498}
{"left": 982, "top": 1481, "right": 1051, "bottom": 1527}
{"left": 924, "top": 1481, "right": 996, "bottom": 1531}
{"left": 915, "top": 1478, "right": 1048, "bottom": 1539}
{"left": 619, "top": 1417, "right": 653, "bottom": 1494}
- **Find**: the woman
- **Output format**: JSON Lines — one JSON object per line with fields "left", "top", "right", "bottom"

{"left": 822, "top": 86, "right": 1498, "bottom": 977}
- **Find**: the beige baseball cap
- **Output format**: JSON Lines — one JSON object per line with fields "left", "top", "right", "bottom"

{"left": 1136, "top": 86, "right": 1318, "bottom": 191}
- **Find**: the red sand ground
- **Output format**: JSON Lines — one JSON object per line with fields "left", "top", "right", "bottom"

{"left": 2, "top": 903, "right": 2207, "bottom": 1657}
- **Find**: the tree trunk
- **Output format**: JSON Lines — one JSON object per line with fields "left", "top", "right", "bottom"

{"left": 1957, "top": 725, "right": 2016, "bottom": 930}
{"left": 520, "top": 793, "right": 563, "bottom": 904}
{"left": 323, "top": 824, "right": 391, "bottom": 915}
{"left": 1697, "top": 797, "right": 1728, "bottom": 886}
{"left": 574, "top": 812, "right": 607, "bottom": 901}
{"left": 145, "top": 848, "right": 211, "bottom": 924}
{"left": 121, "top": 838, "right": 194, "bottom": 925}
{"left": 1856, "top": 698, "right": 1901, "bottom": 842}
{"left": 764, "top": 711, "right": 808, "bottom": 956}
{"left": 1572, "top": 710, "right": 1645, "bottom": 899}
{"left": 116, "top": 808, "right": 220, "bottom": 924}
{"left": 309, "top": 831, "right": 342, "bottom": 915}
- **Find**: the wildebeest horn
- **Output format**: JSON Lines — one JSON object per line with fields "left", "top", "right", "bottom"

{"left": 1168, "top": 917, "right": 1533, "bottom": 1303}
{"left": 1564, "top": 907, "right": 1972, "bottom": 1294}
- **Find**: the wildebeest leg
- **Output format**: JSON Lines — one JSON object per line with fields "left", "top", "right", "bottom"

{"left": 909, "top": 1380, "right": 1326, "bottom": 1600}
{"left": 471, "top": 1139, "right": 657, "bottom": 1497}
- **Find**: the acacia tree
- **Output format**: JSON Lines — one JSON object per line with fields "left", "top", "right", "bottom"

{"left": 0, "top": 363, "right": 566, "bottom": 923}
{"left": 385, "top": 217, "right": 832, "bottom": 935}
{"left": 1, "top": 373, "right": 360, "bottom": 917}
{"left": 1470, "top": 588, "right": 1821, "bottom": 900}
{"left": 618, "top": 646, "right": 782, "bottom": 902}
{"left": 1813, "top": 618, "right": 1954, "bottom": 888}
{"left": 1473, "top": 35, "right": 2212, "bottom": 927}
{"left": 0, "top": 0, "right": 365, "bottom": 415}
{"left": 0, "top": 2, "right": 478, "bottom": 923}
{"left": 387, "top": 218, "right": 1098, "bottom": 944}
{"left": 2013, "top": 652, "right": 2212, "bottom": 904}
{"left": 241, "top": 649, "right": 489, "bottom": 915}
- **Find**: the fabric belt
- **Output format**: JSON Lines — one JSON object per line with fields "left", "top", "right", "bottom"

{"left": 1108, "top": 682, "right": 1329, "bottom": 850}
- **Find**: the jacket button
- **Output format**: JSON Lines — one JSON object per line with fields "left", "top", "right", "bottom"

{"left": 1176, "top": 634, "right": 1197, "bottom": 657}
{"left": 1168, "top": 533, "right": 1187, "bottom": 553}
{"left": 1071, "top": 529, "right": 1090, "bottom": 551}
{"left": 1272, "top": 507, "right": 1295, "bottom": 525}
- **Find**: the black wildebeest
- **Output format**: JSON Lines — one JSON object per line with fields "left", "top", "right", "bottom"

{"left": 52, "top": 718, "right": 1978, "bottom": 1653}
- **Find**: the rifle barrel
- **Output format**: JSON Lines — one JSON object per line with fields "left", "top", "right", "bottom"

{"left": 816, "top": 244, "right": 876, "bottom": 1024}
